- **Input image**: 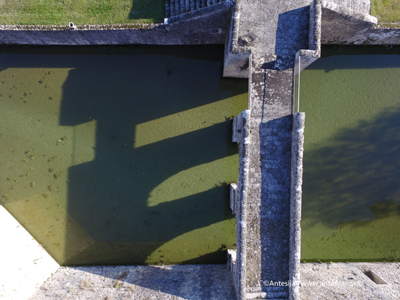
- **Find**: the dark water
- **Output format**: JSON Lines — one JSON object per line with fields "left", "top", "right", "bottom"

{"left": 0, "top": 45, "right": 248, "bottom": 265}
{"left": 300, "top": 46, "right": 400, "bottom": 262}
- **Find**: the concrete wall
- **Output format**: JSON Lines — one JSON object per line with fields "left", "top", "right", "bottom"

{"left": 320, "top": 0, "right": 400, "bottom": 45}
{"left": 230, "top": 110, "right": 251, "bottom": 300}
{"left": 0, "top": 6, "right": 231, "bottom": 46}
{"left": 293, "top": 0, "right": 321, "bottom": 76}
{"left": 222, "top": 1, "right": 251, "bottom": 78}
{"left": 289, "top": 113, "right": 305, "bottom": 300}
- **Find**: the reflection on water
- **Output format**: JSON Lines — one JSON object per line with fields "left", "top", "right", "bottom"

{"left": 301, "top": 46, "right": 400, "bottom": 262}
{"left": 0, "top": 45, "right": 248, "bottom": 265}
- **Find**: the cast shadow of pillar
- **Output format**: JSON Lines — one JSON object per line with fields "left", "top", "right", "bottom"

{"left": 57, "top": 46, "right": 245, "bottom": 265}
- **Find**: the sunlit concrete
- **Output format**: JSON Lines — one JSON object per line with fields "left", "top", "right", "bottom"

{"left": 0, "top": 206, "right": 59, "bottom": 300}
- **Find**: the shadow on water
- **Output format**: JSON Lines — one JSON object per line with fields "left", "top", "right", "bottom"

{"left": 0, "top": 45, "right": 248, "bottom": 267}
{"left": 57, "top": 45, "right": 246, "bottom": 265}
{"left": 306, "top": 45, "right": 400, "bottom": 72}
{"left": 302, "top": 108, "right": 400, "bottom": 261}
{"left": 303, "top": 108, "right": 400, "bottom": 226}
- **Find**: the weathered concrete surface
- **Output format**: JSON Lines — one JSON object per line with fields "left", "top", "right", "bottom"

{"left": 243, "top": 53, "right": 295, "bottom": 300}
{"left": 319, "top": 0, "right": 400, "bottom": 45}
{"left": 289, "top": 113, "right": 305, "bottom": 300}
{"left": 29, "top": 265, "right": 236, "bottom": 300}
{"left": 300, "top": 263, "right": 400, "bottom": 300}
{"left": 223, "top": 0, "right": 311, "bottom": 78}
{"left": 230, "top": 52, "right": 298, "bottom": 299}
{"left": 294, "top": 0, "right": 321, "bottom": 75}
{"left": 0, "top": 6, "right": 231, "bottom": 46}
{"left": 230, "top": 110, "right": 251, "bottom": 299}
{"left": 0, "top": 206, "right": 59, "bottom": 300}
{"left": 226, "top": 1, "right": 311, "bottom": 298}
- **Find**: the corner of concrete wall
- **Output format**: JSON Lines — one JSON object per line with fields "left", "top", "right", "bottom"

{"left": 223, "top": 0, "right": 251, "bottom": 78}
{"left": 321, "top": 0, "right": 377, "bottom": 24}
{"left": 289, "top": 112, "right": 305, "bottom": 300}
{"left": 320, "top": 0, "right": 381, "bottom": 45}
{"left": 294, "top": 49, "right": 320, "bottom": 76}
{"left": 293, "top": 0, "right": 321, "bottom": 76}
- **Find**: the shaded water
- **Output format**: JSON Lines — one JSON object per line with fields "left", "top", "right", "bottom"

{"left": 300, "top": 46, "right": 400, "bottom": 262}
{"left": 0, "top": 45, "right": 248, "bottom": 265}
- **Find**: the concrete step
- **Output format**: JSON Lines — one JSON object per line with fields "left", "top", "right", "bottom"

{"left": 165, "top": 0, "right": 227, "bottom": 19}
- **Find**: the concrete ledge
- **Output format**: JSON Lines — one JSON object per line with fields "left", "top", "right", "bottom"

{"left": 309, "top": 0, "right": 322, "bottom": 52}
{"left": 0, "top": 206, "right": 59, "bottom": 300}
{"left": 294, "top": 50, "right": 320, "bottom": 76}
{"left": 230, "top": 183, "right": 238, "bottom": 215}
{"left": 300, "top": 263, "right": 400, "bottom": 299}
{"left": 0, "top": 7, "right": 232, "bottom": 46}
{"left": 223, "top": 1, "right": 251, "bottom": 78}
{"left": 289, "top": 113, "right": 305, "bottom": 300}
{"left": 29, "top": 265, "right": 236, "bottom": 299}
{"left": 230, "top": 109, "right": 251, "bottom": 300}
{"left": 321, "top": 0, "right": 377, "bottom": 24}
{"left": 319, "top": 1, "right": 400, "bottom": 45}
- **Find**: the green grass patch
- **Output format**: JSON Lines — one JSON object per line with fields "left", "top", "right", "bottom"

{"left": 371, "top": 0, "right": 400, "bottom": 23}
{"left": 0, "top": 0, "right": 164, "bottom": 25}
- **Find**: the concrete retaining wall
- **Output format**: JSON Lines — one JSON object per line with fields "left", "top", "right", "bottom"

{"left": 320, "top": 0, "right": 400, "bottom": 45}
{"left": 0, "top": 6, "right": 231, "bottom": 46}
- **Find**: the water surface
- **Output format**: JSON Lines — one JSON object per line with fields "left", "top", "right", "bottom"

{"left": 300, "top": 46, "right": 400, "bottom": 262}
{"left": 0, "top": 45, "right": 248, "bottom": 265}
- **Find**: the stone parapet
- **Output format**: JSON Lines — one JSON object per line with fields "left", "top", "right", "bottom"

{"left": 230, "top": 109, "right": 251, "bottom": 299}
{"left": 289, "top": 113, "right": 305, "bottom": 300}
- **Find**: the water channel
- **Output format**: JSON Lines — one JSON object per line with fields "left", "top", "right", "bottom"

{"left": 0, "top": 45, "right": 248, "bottom": 265}
{"left": 300, "top": 46, "right": 400, "bottom": 262}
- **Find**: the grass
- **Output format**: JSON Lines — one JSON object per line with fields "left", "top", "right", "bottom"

{"left": 371, "top": 0, "right": 400, "bottom": 23}
{"left": 0, "top": 0, "right": 164, "bottom": 25}
{"left": 1, "top": 0, "right": 399, "bottom": 26}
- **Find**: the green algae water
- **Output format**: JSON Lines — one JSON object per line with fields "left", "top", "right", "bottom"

{"left": 0, "top": 45, "right": 248, "bottom": 265}
{"left": 300, "top": 46, "right": 400, "bottom": 262}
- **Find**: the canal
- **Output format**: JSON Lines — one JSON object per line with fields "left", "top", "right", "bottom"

{"left": 0, "top": 45, "right": 248, "bottom": 265}
{"left": 301, "top": 46, "right": 400, "bottom": 262}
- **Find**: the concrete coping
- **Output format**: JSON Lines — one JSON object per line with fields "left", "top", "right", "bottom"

{"left": 0, "top": 24, "right": 161, "bottom": 31}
